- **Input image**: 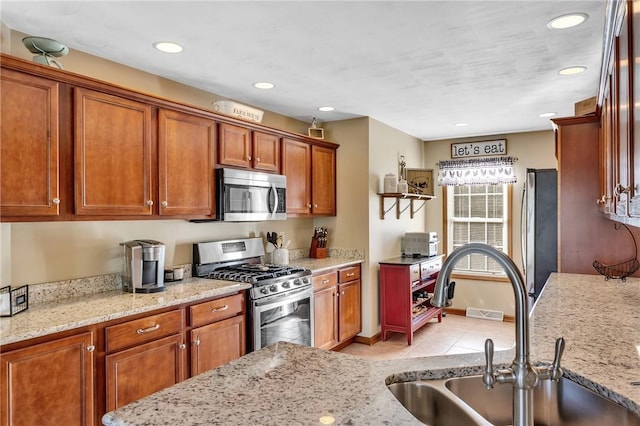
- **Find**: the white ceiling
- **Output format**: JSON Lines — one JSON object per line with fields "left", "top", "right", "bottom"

{"left": 0, "top": 1, "right": 607, "bottom": 141}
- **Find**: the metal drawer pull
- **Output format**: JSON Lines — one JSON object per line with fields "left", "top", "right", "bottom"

{"left": 346, "top": 272, "right": 355, "bottom": 277}
{"left": 321, "top": 279, "right": 330, "bottom": 284}
{"left": 179, "top": 343, "right": 186, "bottom": 350}
{"left": 86, "top": 345, "right": 95, "bottom": 352}
{"left": 193, "top": 338, "right": 201, "bottom": 346}
{"left": 136, "top": 324, "right": 160, "bottom": 334}
{"left": 211, "top": 304, "right": 229, "bottom": 313}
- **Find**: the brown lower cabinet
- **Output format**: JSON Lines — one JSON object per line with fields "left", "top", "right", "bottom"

{"left": 0, "top": 331, "right": 95, "bottom": 426}
{"left": 0, "top": 291, "right": 246, "bottom": 426}
{"left": 313, "top": 264, "right": 362, "bottom": 350}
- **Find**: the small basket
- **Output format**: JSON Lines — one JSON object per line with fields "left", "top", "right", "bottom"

{"left": 593, "top": 258, "right": 640, "bottom": 281}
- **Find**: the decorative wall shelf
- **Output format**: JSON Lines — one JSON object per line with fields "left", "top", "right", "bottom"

{"left": 376, "top": 193, "right": 435, "bottom": 219}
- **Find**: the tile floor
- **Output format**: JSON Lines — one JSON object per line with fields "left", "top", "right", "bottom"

{"left": 339, "top": 314, "right": 515, "bottom": 360}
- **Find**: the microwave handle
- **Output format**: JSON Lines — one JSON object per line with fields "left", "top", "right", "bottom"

{"left": 268, "top": 184, "right": 278, "bottom": 214}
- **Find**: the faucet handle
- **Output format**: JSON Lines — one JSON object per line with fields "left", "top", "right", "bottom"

{"left": 483, "top": 338, "right": 497, "bottom": 389}
{"left": 550, "top": 337, "right": 565, "bottom": 381}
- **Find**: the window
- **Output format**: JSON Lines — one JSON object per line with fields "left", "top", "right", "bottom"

{"left": 444, "top": 184, "right": 511, "bottom": 276}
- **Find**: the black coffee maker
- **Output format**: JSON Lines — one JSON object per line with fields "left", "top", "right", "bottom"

{"left": 121, "top": 240, "right": 166, "bottom": 293}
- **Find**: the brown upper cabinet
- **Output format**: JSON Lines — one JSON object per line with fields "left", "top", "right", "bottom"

{"left": 218, "top": 123, "right": 280, "bottom": 172}
{"left": 282, "top": 138, "right": 337, "bottom": 216}
{"left": 0, "top": 69, "right": 61, "bottom": 217}
{"left": 74, "top": 87, "right": 154, "bottom": 215}
{"left": 158, "top": 109, "right": 216, "bottom": 217}
{"left": 0, "top": 54, "right": 338, "bottom": 222}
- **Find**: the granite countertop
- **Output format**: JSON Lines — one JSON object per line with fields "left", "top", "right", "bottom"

{"left": 0, "top": 257, "right": 363, "bottom": 346}
{"left": 102, "top": 272, "right": 640, "bottom": 425}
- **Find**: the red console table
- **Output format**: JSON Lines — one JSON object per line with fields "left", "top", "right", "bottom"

{"left": 379, "top": 255, "right": 444, "bottom": 345}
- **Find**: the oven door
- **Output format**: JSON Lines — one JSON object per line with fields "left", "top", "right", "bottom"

{"left": 251, "top": 286, "right": 314, "bottom": 351}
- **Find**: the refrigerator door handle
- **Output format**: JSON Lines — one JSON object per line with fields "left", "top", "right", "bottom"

{"left": 520, "top": 183, "right": 527, "bottom": 276}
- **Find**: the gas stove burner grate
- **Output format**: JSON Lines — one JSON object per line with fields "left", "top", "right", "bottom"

{"left": 206, "top": 264, "right": 310, "bottom": 284}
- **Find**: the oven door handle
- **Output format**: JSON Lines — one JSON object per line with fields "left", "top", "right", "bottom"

{"left": 253, "top": 286, "right": 312, "bottom": 307}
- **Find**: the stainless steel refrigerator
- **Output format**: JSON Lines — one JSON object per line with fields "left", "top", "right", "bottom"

{"left": 521, "top": 168, "right": 557, "bottom": 308}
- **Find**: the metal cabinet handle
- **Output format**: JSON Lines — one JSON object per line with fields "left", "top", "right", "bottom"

{"left": 346, "top": 272, "right": 355, "bottom": 277}
{"left": 52, "top": 198, "right": 60, "bottom": 205}
{"left": 211, "top": 304, "right": 229, "bottom": 313}
{"left": 161, "top": 201, "right": 168, "bottom": 207}
{"left": 146, "top": 200, "right": 154, "bottom": 206}
{"left": 247, "top": 155, "right": 252, "bottom": 161}
{"left": 341, "top": 291, "right": 345, "bottom": 295}
{"left": 136, "top": 324, "right": 160, "bottom": 334}
{"left": 308, "top": 204, "right": 312, "bottom": 208}
{"left": 255, "top": 157, "right": 261, "bottom": 162}
{"left": 315, "top": 204, "right": 318, "bottom": 208}
{"left": 179, "top": 343, "right": 186, "bottom": 350}
{"left": 193, "top": 338, "right": 201, "bottom": 346}
{"left": 321, "top": 279, "right": 330, "bottom": 284}
{"left": 86, "top": 345, "right": 95, "bottom": 352}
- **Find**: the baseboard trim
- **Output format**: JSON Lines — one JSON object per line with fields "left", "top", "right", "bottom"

{"left": 353, "top": 334, "right": 381, "bottom": 346}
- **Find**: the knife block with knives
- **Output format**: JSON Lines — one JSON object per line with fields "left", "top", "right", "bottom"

{"left": 310, "top": 227, "right": 328, "bottom": 259}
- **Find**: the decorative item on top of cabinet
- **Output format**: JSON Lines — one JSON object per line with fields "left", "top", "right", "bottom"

{"left": 217, "top": 123, "right": 280, "bottom": 172}
{"left": 313, "top": 264, "right": 362, "bottom": 350}
{"left": 0, "top": 69, "right": 61, "bottom": 218}
{"left": 1, "top": 331, "right": 96, "bottom": 426}
{"left": 379, "top": 255, "right": 444, "bottom": 345}
{"left": 282, "top": 138, "right": 337, "bottom": 216}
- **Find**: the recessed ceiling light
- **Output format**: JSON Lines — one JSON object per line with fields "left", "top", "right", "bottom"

{"left": 253, "top": 82, "right": 275, "bottom": 89}
{"left": 318, "top": 106, "right": 335, "bottom": 112}
{"left": 454, "top": 122, "right": 469, "bottom": 127}
{"left": 559, "top": 66, "right": 587, "bottom": 75}
{"left": 547, "top": 13, "right": 588, "bottom": 29}
{"left": 153, "top": 41, "right": 183, "bottom": 53}
{"left": 538, "top": 112, "right": 556, "bottom": 118}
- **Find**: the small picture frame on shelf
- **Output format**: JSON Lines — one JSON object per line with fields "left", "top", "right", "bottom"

{"left": 406, "top": 169, "right": 434, "bottom": 196}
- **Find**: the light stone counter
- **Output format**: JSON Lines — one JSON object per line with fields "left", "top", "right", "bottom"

{"left": 0, "top": 278, "right": 251, "bottom": 346}
{"left": 101, "top": 272, "right": 640, "bottom": 425}
{"left": 0, "top": 257, "right": 362, "bottom": 346}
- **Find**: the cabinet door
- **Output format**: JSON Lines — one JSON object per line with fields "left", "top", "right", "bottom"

{"left": 599, "top": 74, "right": 616, "bottom": 214}
{"left": 105, "top": 333, "right": 186, "bottom": 411}
{"left": 190, "top": 315, "right": 245, "bottom": 376}
{"left": 218, "top": 123, "right": 251, "bottom": 168}
{"left": 158, "top": 109, "right": 216, "bottom": 216}
{"left": 0, "top": 332, "right": 95, "bottom": 426}
{"left": 252, "top": 131, "right": 280, "bottom": 172}
{"left": 282, "top": 138, "right": 312, "bottom": 215}
{"left": 338, "top": 280, "right": 362, "bottom": 342}
{"left": 0, "top": 69, "right": 60, "bottom": 216}
{"left": 313, "top": 286, "right": 338, "bottom": 350}
{"left": 311, "top": 145, "right": 336, "bottom": 215}
{"left": 75, "top": 88, "right": 153, "bottom": 215}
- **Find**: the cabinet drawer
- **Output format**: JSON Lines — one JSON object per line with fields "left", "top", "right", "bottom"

{"left": 313, "top": 271, "right": 338, "bottom": 292}
{"left": 189, "top": 293, "right": 244, "bottom": 327}
{"left": 410, "top": 264, "right": 421, "bottom": 283}
{"left": 338, "top": 265, "right": 360, "bottom": 283}
{"left": 420, "top": 257, "right": 442, "bottom": 280}
{"left": 106, "top": 309, "right": 184, "bottom": 353}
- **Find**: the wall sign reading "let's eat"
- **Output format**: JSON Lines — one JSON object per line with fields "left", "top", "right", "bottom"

{"left": 451, "top": 139, "right": 507, "bottom": 158}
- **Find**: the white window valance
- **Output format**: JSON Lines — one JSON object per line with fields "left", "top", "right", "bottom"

{"left": 437, "top": 156, "right": 518, "bottom": 186}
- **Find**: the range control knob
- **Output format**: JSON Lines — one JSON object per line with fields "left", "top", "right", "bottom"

{"left": 282, "top": 281, "right": 290, "bottom": 288}
{"left": 293, "top": 279, "right": 301, "bottom": 286}
{"left": 260, "top": 287, "right": 268, "bottom": 294}
{"left": 301, "top": 277, "right": 310, "bottom": 285}
{"left": 270, "top": 285, "right": 278, "bottom": 293}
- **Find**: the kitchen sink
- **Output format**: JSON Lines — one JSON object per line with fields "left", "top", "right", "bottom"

{"left": 388, "top": 375, "right": 640, "bottom": 426}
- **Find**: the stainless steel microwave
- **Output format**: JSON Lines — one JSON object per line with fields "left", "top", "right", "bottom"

{"left": 216, "top": 168, "right": 286, "bottom": 221}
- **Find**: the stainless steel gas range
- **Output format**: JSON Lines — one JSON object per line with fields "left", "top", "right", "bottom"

{"left": 193, "top": 238, "right": 314, "bottom": 352}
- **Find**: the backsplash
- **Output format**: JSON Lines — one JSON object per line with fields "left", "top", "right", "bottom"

{"left": 24, "top": 248, "right": 364, "bottom": 305}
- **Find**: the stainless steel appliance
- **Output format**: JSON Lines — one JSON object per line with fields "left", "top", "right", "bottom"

{"left": 193, "top": 238, "right": 313, "bottom": 352}
{"left": 121, "top": 240, "right": 166, "bottom": 293}
{"left": 215, "top": 168, "right": 286, "bottom": 222}
{"left": 401, "top": 232, "right": 439, "bottom": 257}
{"left": 521, "top": 169, "right": 557, "bottom": 308}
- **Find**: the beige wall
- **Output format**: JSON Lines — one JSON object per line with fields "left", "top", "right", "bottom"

{"left": 423, "top": 130, "right": 557, "bottom": 316}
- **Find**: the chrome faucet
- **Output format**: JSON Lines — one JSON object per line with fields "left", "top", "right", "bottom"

{"left": 431, "top": 243, "right": 564, "bottom": 426}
